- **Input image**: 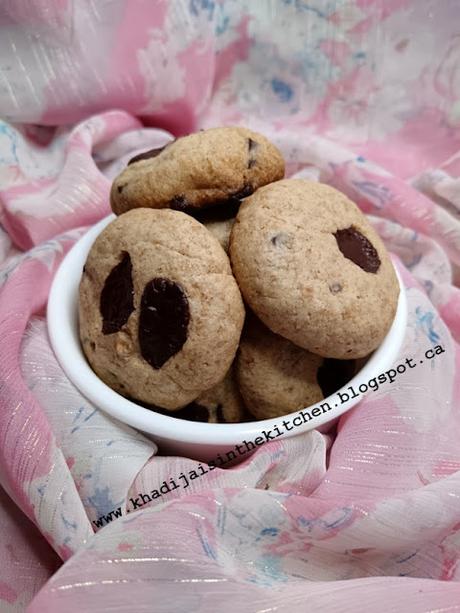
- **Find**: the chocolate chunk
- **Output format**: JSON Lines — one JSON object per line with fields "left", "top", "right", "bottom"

{"left": 317, "top": 359, "right": 356, "bottom": 398}
{"left": 100, "top": 252, "right": 134, "bottom": 335}
{"left": 170, "top": 195, "right": 189, "bottom": 211}
{"left": 127, "top": 146, "right": 166, "bottom": 166}
{"left": 138, "top": 278, "right": 190, "bottom": 369}
{"left": 117, "top": 184, "right": 125, "bottom": 194}
{"left": 334, "top": 227, "right": 380, "bottom": 273}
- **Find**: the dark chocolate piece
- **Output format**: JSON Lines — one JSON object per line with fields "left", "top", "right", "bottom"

{"left": 100, "top": 252, "right": 134, "bottom": 335}
{"left": 138, "top": 278, "right": 190, "bottom": 369}
{"left": 334, "top": 227, "right": 380, "bottom": 273}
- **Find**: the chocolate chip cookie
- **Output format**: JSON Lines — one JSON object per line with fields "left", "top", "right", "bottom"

{"left": 110, "top": 126, "right": 285, "bottom": 216}
{"left": 79, "top": 208, "right": 245, "bottom": 409}
{"left": 236, "top": 317, "right": 323, "bottom": 419}
{"left": 230, "top": 179, "right": 399, "bottom": 359}
{"left": 237, "top": 317, "right": 357, "bottom": 419}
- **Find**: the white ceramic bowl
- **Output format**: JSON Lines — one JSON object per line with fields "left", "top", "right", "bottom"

{"left": 48, "top": 215, "right": 407, "bottom": 461}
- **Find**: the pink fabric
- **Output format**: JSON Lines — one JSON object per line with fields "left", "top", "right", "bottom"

{"left": 1, "top": 1, "right": 460, "bottom": 611}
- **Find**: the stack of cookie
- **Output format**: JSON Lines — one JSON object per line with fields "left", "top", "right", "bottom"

{"left": 79, "top": 127, "right": 399, "bottom": 423}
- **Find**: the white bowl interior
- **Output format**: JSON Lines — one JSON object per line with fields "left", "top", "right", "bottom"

{"left": 47, "top": 214, "right": 407, "bottom": 452}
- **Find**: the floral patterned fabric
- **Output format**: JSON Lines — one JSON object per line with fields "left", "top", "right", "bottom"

{"left": 1, "top": 1, "right": 460, "bottom": 611}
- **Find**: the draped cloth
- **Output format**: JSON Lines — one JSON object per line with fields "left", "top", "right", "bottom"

{"left": 1, "top": 2, "right": 460, "bottom": 611}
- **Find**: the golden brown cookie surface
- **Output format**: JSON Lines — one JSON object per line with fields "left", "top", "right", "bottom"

{"left": 110, "top": 126, "right": 284, "bottom": 215}
{"left": 236, "top": 318, "right": 324, "bottom": 419}
{"left": 230, "top": 179, "right": 399, "bottom": 358}
{"left": 79, "top": 208, "right": 245, "bottom": 409}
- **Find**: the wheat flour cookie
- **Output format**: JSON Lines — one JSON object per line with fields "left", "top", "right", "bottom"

{"left": 110, "top": 126, "right": 285, "bottom": 216}
{"left": 236, "top": 318, "right": 323, "bottom": 419}
{"left": 230, "top": 179, "right": 399, "bottom": 359}
{"left": 79, "top": 208, "right": 245, "bottom": 409}
{"left": 237, "top": 317, "right": 356, "bottom": 419}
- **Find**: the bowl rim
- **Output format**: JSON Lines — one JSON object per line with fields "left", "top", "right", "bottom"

{"left": 47, "top": 214, "right": 407, "bottom": 446}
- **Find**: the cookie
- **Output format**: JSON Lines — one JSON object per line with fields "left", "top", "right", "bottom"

{"left": 230, "top": 179, "right": 399, "bottom": 359}
{"left": 237, "top": 318, "right": 323, "bottom": 419}
{"left": 237, "top": 317, "right": 356, "bottom": 419}
{"left": 79, "top": 208, "right": 245, "bottom": 409}
{"left": 110, "top": 126, "right": 285, "bottom": 216}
